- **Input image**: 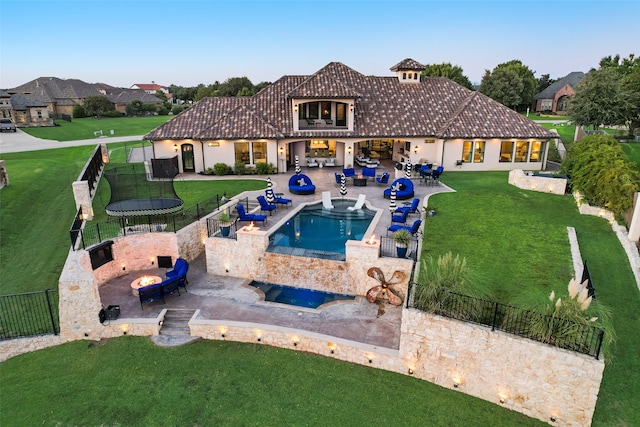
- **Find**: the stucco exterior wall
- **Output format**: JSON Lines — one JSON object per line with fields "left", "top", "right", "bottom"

{"left": 443, "top": 138, "right": 547, "bottom": 171}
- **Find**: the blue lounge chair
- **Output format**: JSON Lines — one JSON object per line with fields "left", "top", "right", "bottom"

{"left": 257, "top": 195, "right": 277, "bottom": 215}
{"left": 376, "top": 172, "right": 389, "bottom": 185}
{"left": 391, "top": 208, "right": 409, "bottom": 224}
{"left": 288, "top": 174, "right": 316, "bottom": 195}
{"left": 266, "top": 189, "right": 292, "bottom": 207}
{"left": 236, "top": 204, "right": 267, "bottom": 224}
{"left": 397, "top": 198, "right": 420, "bottom": 216}
{"left": 388, "top": 219, "right": 422, "bottom": 235}
{"left": 383, "top": 178, "right": 414, "bottom": 200}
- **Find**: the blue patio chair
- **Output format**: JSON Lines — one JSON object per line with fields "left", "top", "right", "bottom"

{"left": 376, "top": 172, "right": 389, "bottom": 185}
{"left": 362, "top": 167, "right": 376, "bottom": 180}
{"left": 236, "top": 204, "right": 267, "bottom": 224}
{"left": 396, "top": 198, "right": 420, "bottom": 216}
{"left": 342, "top": 168, "right": 356, "bottom": 178}
{"left": 335, "top": 173, "right": 342, "bottom": 185}
{"left": 388, "top": 219, "right": 422, "bottom": 235}
{"left": 257, "top": 195, "right": 276, "bottom": 215}
{"left": 166, "top": 258, "right": 189, "bottom": 292}
{"left": 391, "top": 208, "right": 409, "bottom": 224}
{"left": 266, "top": 189, "right": 292, "bottom": 207}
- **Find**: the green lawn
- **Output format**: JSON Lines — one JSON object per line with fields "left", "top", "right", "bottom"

{"left": 0, "top": 337, "right": 543, "bottom": 427}
{"left": 520, "top": 113, "right": 569, "bottom": 121}
{"left": 621, "top": 142, "right": 640, "bottom": 165}
{"left": 1, "top": 150, "right": 638, "bottom": 425}
{"left": 20, "top": 116, "right": 171, "bottom": 141}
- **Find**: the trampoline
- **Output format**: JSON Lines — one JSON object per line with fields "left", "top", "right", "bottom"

{"left": 104, "top": 163, "right": 183, "bottom": 217}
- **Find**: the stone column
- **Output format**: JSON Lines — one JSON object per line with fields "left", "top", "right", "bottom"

{"left": 72, "top": 180, "right": 93, "bottom": 220}
{"left": 0, "top": 160, "right": 9, "bottom": 189}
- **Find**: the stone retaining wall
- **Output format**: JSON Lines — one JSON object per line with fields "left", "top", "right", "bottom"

{"left": 0, "top": 335, "right": 69, "bottom": 363}
{"left": 187, "top": 307, "right": 603, "bottom": 427}
{"left": 508, "top": 169, "right": 567, "bottom": 195}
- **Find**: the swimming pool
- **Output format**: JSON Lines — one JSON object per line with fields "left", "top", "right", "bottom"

{"left": 267, "top": 199, "right": 375, "bottom": 260}
{"left": 249, "top": 281, "right": 355, "bottom": 309}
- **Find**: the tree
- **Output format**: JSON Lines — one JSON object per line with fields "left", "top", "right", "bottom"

{"left": 597, "top": 53, "right": 640, "bottom": 134}
{"left": 72, "top": 104, "right": 86, "bottom": 118}
{"left": 479, "top": 60, "right": 536, "bottom": 111}
{"left": 125, "top": 99, "right": 158, "bottom": 116}
{"left": 254, "top": 81, "right": 271, "bottom": 93}
{"left": 537, "top": 74, "right": 555, "bottom": 93}
{"left": 82, "top": 96, "right": 116, "bottom": 116}
{"left": 568, "top": 67, "right": 636, "bottom": 130}
{"left": 478, "top": 68, "right": 524, "bottom": 109}
{"left": 421, "top": 63, "right": 473, "bottom": 89}
{"left": 217, "top": 77, "right": 254, "bottom": 97}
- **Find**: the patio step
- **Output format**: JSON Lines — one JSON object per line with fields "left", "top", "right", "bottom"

{"left": 151, "top": 310, "right": 200, "bottom": 347}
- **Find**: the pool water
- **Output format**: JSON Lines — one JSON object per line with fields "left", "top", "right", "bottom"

{"left": 249, "top": 281, "right": 355, "bottom": 309}
{"left": 267, "top": 200, "right": 375, "bottom": 259}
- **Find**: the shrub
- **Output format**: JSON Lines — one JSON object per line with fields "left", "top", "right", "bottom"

{"left": 171, "top": 105, "right": 186, "bottom": 115}
{"left": 521, "top": 278, "right": 616, "bottom": 362}
{"left": 213, "top": 163, "right": 229, "bottom": 176}
{"left": 72, "top": 105, "right": 86, "bottom": 118}
{"left": 413, "top": 252, "right": 488, "bottom": 320}
{"left": 234, "top": 162, "right": 246, "bottom": 175}
{"left": 254, "top": 162, "right": 272, "bottom": 175}
{"left": 203, "top": 167, "right": 215, "bottom": 175}
{"left": 562, "top": 134, "right": 640, "bottom": 216}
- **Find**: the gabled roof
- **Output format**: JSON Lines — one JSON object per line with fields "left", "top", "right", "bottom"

{"left": 287, "top": 62, "right": 364, "bottom": 99}
{"left": 0, "top": 89, "right": 11, "bottom": 98}
{"left": 9, "top": 94, "right": 48, "bottom": 109}
{"left": 145, "top": 60, "right": 556, "bottom": 141}
{"left": 131, "top": 83, "right": 167, "bottom": 91}
{"left": 7, "top": 77, "right": 166, "bottom": 108}
{"left": 390, "top": 58, "right": 426, "bottom": 71}
{"left": 535, "top": 72, "right": 586, "bottom": 99}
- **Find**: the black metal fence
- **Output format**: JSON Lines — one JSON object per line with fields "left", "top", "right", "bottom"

{"left": 71, "top": 195, "right": 225, "bottom": 250}
{"left": 408, "top": 288, "right": 604, "bottom": 359}
{"left": 79, "top": 145, "right": 104, "bottom": 195}
{"left": 379, "top": 235, "right": 419, "bottom": 260}
{"left": 582, "top": 260, "right": 596, "bottom": 299}
{"left": 0, "top": 290, "right": 59, "bottom": 340}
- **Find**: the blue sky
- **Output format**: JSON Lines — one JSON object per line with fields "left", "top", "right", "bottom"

{"left": 1, "top": 0, "right": 638, "bottom": 89}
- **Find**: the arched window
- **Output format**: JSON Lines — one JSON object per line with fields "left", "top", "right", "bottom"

{"left": 414, "top": 73, "right": 418, "bottom": 80}
{"left": 402, "top": 72, "right": 406, "bottom": 79}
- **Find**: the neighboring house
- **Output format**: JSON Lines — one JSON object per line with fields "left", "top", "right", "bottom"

{"left": 5, "top": 77, "right": 163, "bottom": 123}
{"left": 8, "top": 94, "right": 52, "bottom": 127}
{"left": 0, "top": 90, "right": 13, "bottom": 119}
{"left": 145, "top": 59, "right": 557, "bottom": 174}
{"left": 533, "top": 72, "right": 585, "bottom": 114}
{"left": 130, "top": 83, "right": 172, "bottom": 102}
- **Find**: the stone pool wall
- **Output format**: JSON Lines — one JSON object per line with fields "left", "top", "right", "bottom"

{"left": 205, "top": 227, "right": 414, "bottom": 296}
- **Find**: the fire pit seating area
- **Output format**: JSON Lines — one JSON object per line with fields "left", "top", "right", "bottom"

{"left": 383, "top": 177, "right": 415, "bottom": 200}
{"left": 138, "top": 276, "right": 181, "bottom": 309}
{"left": 138, "top": 258, "right": 189, "bottom": 309}
{"left": 288, "top": 173, "right": 316, "bottom": 195}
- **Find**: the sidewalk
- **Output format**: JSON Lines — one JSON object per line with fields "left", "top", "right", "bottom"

{"left": 0, "top": 129, "right": 144, "bottom": 154}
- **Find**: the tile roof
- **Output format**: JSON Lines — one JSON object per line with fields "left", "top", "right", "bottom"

{"left": 146, "top": 61, "right": 556, "bottom": 141}
{"left": 390, "top": 58, "right": 426, "bottom": 71}
{"left": 535, "top": 72, "right": 586, "bottom": 99}
{"left": 9, "top": 94, "right": 48, "bottom": 109}
{"left": 7, "top": 77, "right": 163, "bottom": 107}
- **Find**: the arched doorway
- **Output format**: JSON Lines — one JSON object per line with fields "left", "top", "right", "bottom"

{"left": 181, "top": 144, "right": 194, "bottom": 172}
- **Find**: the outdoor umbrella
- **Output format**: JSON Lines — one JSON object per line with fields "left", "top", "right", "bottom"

{"left": 266, "top": 177, "right": 275, "bottom": 204}
{"left": 340, "top": 173, "right": 347, "bottom": 198}
{"left": 295, "top": 155, "right": 301, "bottom": 175}
{"left": 389, "top": 184, "right": 397, "bottom": 212}
{"left": 405, "top": 158, "right": 412, "bottom": 179}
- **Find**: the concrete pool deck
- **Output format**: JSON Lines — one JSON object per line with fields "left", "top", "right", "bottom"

{"left": 98, "top": 161, "right": 454, "bottom": 350}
